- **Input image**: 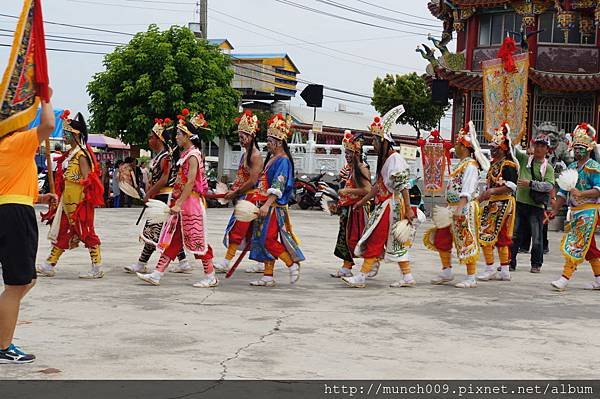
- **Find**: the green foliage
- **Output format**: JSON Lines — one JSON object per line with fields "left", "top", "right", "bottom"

{"left": 371, "top": 72, "right": 449, "bottom": 137}
{"left": 88, "top": 25, "right": 240, "bottom": 146}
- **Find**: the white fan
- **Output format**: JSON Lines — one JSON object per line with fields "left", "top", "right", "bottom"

{"left": 215, "top": 182, "right": 229, "bottom": 205}
{"left": 556, "top": 169, "right": 578, "bottom": 192}
{"left": 119, "top": 181, "right": 142, "bottom": 200}
{"left": 234, "top": 200, "right": 260, "bottom": 222}
{"left": 432, "top": 206, "right": 452, "bottom": 228}
{"left": 320, "top": 194, "right": 338, "bottom": 216}
{"left": 145, "top": 199, "right": 170, "bottom": 223}
{"left": 392, "top": 219, "right": 416, "bottom": 244}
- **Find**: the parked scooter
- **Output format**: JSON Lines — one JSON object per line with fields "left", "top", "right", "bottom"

{"left": 408, "top": 177, "right": 426, "bottom": 213}
{"left": 294, "top": 171, "right": 335, "bottom": 210}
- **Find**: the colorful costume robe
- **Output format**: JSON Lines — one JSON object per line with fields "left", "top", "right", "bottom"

{"left": 140, "top": 148, "right": 178, "bottom": 247}
{"left": 479, "top": 159, "right": 518, "bottom": 249}
{"left": 355, "top": 152, "right": 412, "bottom": 262}
{"left": 47, "top": 145, "right": 104, "bottom": 263}
{"left": 157, "top": 147, "right": 209, "bottom": 256}
{"left": 249, "top": 156, "right": 305, "bottom": 263}
{"left": 334, "top": 164, "right": 369, "bottom": 264}
{"left": 424, "top": 157, "right": 480, "bottom": 264}
{"left": 559, "top": 159, "right": 600, "bottom": 264}
{"left": 223, "top": 153, "right": 264, "bottom": 250}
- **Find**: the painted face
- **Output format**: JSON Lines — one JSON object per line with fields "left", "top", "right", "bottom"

{"left": 148, "top": 133, "right": 160, "bottom": 151}
{"left": 63, "top": 129, "right": 74, "bottom": 142}
{"left": 344, "top": 149, "right": 355, "bottom": 164}
{"left": 266, "top": 136, "right": 280, "bottom": 154}
{"left": 490, "top": 144, "right": 503, "bottom": 160}
{"left": 372, "top": 137, "right": 382, "bottom": 153}
{"left": 574, "top": 145, "right": 589, "bottom": 161}
{"left": 239, "top": 131, "right": 252, "bottom": 147}
{"left": 454, "top": 142, "right": 468, "bottom": 158}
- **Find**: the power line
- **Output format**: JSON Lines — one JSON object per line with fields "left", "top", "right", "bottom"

{"left": 354, "top": 0, "right": 439, "bottom": 23}
{"left": 272, "top": 0, "right": 441, "bottom": 35}
{"left": 0, "top": 13, "right": 136, "bottom": 36}
{"left": 233, "top": 33, "right": 420, "bottom": 48}
{"left": 0, "top": 42, "right": 107, "bottom": 55}
{"left": 314, "top": 0, "right": 439, "bottom": 29}
{"left": 210, "top": 9, "right": 422, "bottom": 72}
{"left": 0, "top": 28, "right": 126, "bottom": 45}
{"left": 66, "top": 0, "right": 195, "bottom": 14}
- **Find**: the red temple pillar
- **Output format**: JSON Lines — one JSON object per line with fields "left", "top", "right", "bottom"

{"left": 465, "top": 16, "right": 478, "bottom": 70}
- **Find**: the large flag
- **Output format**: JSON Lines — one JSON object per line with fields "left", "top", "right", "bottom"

{"left": 0, "top": 0, "right": 49, "bottom": 138}
{"left": 482, "top": 37, "right": 528, "bottom": 145}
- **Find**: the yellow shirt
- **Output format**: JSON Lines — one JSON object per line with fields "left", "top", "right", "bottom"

{"left": 0, "top": 128, "right": 39, "bottom": 206}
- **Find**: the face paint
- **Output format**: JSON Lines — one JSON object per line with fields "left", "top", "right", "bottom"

{"left": 574, "top": 146, "right": 588, "bottom": 160}
{"left": 63, "top": 130, "right": 74, "bottom": 142}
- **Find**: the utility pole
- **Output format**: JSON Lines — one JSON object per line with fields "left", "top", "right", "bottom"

{"left": 199, "top": 0, "right": 207, "bottom": 39}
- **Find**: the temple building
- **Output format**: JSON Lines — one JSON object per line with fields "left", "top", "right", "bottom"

{"left": 424, "top": 0, "right": 600, "bottom": 143}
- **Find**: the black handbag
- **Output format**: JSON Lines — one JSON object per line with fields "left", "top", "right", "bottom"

{"left": 529, "top": 163, "right": 550, "bottom": 206}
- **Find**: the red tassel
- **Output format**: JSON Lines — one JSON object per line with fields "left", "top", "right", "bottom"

{"left": 32, "top": 0, "right": 50, "bottom": 102}
{"left": 497, "top": 36, "right": 517, "bottom": 73}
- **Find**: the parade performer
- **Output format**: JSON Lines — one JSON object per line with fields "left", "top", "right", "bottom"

{"left": 330, "top": 130, "right": 371, "bottom": 278}
{"left": 342, "top": 106, "right": 417, "bottom": 289}
{"left": 249, "top": 114, "right": 304, "bottom": 287}
{"left": 477, "top": 123, "right": 518, "bottom": 282}
{"left": 214, "top": 110, "right": 264, "bottom": 274}
{"left": 37, "top": 111, "right": 105, "bottom": 279}
{"left": 550, "top": 123, "right": 600, "bottom": 291}
{"left": 136, "top": 109, "right": 217, "bottom": 288}
{"left": 425, "top": 121, "right": 489, "bottom": 288}
{"left": 124, "top": 118, "right": 190, "bottom": 275}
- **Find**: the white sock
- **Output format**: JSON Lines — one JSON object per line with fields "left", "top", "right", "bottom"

{"left": 151, "top": 271, "right": 164, "bottom": 280}
{"left": 558, "top": 276, "right": 569, "bottom": 284}
{"left": 466, "top": 274, "right": 476, "bottom": 282}
{"left": 220, "top": 259, "right": 231, "bottom": 267}
{"left": 501, "top": 265, "right": 509, "bottom": 274}
{"left": 403, "top": 273, "right": 414, "bottom": 282}
{"left": 262, "top": 275, "right": 274, "bottom": 282}
{"left": 205, "top": 271, "right": 215, "bottom": 280}
{"left": 179, "top": 259, "right": 190, "bottom": 266}
{"left": 595, "top": 275, "right": 600, "bottom": 284}
{"left": 486, "top": 265, "right": 495, "bottom": 273}
{"left": 441, "top": 267, "right": 452, "bottom": 277}
{"left": 289, "top": 264, "right": 299, "bottom": 272}
{"left": 91, "top": 265, "right": 102, "bottom": 273}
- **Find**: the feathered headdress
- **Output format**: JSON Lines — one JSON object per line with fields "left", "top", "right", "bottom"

{"left": 61, "top": 109, "right": 88, "bottom": 144}
{"left": 368, "top": 104, "right": 405, "bottom": 143}
{"left": 152, "top": 117, "right": 172, "bottom": 143}
{"left": 571, "top": 122, "right": 597, "bottom": 151}
{"left": 236, "top": 109, "right": 260, "bottom": 136}
{"left": 491, "top": 121, "right": 518, "bottom": 168}
{"left": 267, "top": 113, "right": 292, "bottom": 141}
{"left": 342, "top": 129, "right": 362, "bottom": 152}
{"left": 457, "top": 121, "right": 490, "bottom": 172}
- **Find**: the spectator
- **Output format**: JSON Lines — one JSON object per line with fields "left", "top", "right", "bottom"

{"left": 50, "top": 143, "right": 63, "bottom": 172}
{"left": 112, "top": 160, "right": 122, "bottom": 208}
{"left": 510, "top": 134, "right": 555, "bottom": 273}
{"left": 120, "top": 157, "right": 137, "bottom": 208}
{"left": 140, "top": 161, "right": 149, "bottom": 192}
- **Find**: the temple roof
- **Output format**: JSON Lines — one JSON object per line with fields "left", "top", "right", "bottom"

{"left": 428, "top": 64, "right": 600, "bottom": 92}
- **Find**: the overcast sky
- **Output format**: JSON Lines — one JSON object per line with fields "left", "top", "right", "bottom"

{"left": 0, "top": 0, "right": 451, "bottom": 132}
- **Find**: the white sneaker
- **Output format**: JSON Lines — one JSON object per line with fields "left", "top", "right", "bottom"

{"left": 213, "top": 259, "right": 230, "bottom": 274}
{"left": 36, "top": 261, "right": 56, "bottom": 277}
{"left": 366, "top": 261, "right": 380, "bottom": 279}
{"left": 477, "top": 270, "right": 498, "bottom": 281}
{"left": 494, "top": 271, "right": 511, "bottom": 281}
{"left": 169, "top": 259, "right": 193, "bottom": 274}
{"left": 245, "top": 262, "right": 265, "bottom": 273}
{"left": 289, "top": 263, "right": 300, "bottom": 284}
{"left": 390, "top": 278, "right": 416, "bottom": 288}
{"left": 583, "top": 281, "right": 600, "bottom": 290}
{"left": 137, "top": 272, "right": 160, "bottom": 286}
{"left": 249, "top": 276, "right": 275, "bottom": 287}
{"left": 341, "top": 272, "right": 366, "bottom": 288}
{"left": 193, "top": 273, "right": 219, "bottom": 288}
{"left": 79, "top": 267, "right": 105, "bottom": 279}
{"left": 430, "top": 271, "right": 454, "bottom": 285}
{"left": 124, "top": 262, "right": 148, "bottom": 274}
{"left": 551, "top": 277, "right": 569, "bottom": 291}
{"left": 455, "top": 279, "right": 477, "bottom": 288}
{"left": 330, "top": 268, "right": 353, "bottom": 278}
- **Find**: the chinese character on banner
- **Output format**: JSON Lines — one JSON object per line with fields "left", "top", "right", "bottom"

{"left": 417, "top": 130, "right": 452, "bottom": 194}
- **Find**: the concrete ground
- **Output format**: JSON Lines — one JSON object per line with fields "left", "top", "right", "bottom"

{"left": 2, "top": 207, "right": 599, "bottom": 380}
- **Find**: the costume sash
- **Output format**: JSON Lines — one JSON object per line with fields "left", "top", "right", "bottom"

{"left": 479, "top": 194, "right": 515, "bottom": 247}
{"left": 450, "top": 200, "right": 480, "bottom": 264}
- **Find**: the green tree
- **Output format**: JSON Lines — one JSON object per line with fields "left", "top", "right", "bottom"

{"left": 371, "top": 72, "right": 449, "bottom": 138}
{"left": 88, "top": 25, "right": 240, "bottom": 145}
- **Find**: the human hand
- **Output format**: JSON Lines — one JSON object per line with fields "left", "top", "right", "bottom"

{"left": 258, "top": 204, "right": 270, "bottom": 217}
{"left": 224, "top": 190, "right": 237, "bottom": 201}
{"left": 170, "top": 203, "right": 182, "bottom": 214}
{"left": 517, "top": 179, "right": 530, "bottom": 188}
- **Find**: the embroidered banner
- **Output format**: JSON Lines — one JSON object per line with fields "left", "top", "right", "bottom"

{"left": 422, "top": 142, "right": 446, "bottom": 193}
{"left": 482, "top": 52, "right": 528, "bottom": 145}
{"left": 0, "top": 0, "right": 49, "bottom": 137}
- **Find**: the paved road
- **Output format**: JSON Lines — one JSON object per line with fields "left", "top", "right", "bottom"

{"left": 2, "top": 207, "right": 598, "bottom": 379}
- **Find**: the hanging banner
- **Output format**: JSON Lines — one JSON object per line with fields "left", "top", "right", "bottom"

{"left": 482, "top": 52, "right": 528, "bottom": 144}
{"left": 422, "top": 142, "right": 446, "bottom": 193}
